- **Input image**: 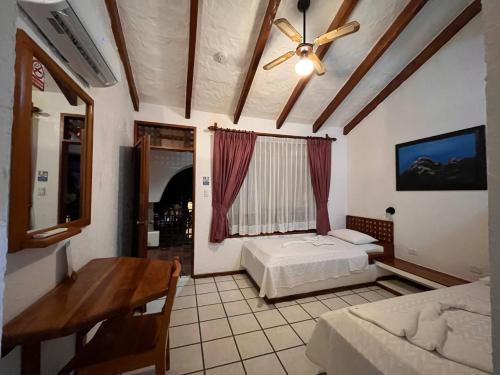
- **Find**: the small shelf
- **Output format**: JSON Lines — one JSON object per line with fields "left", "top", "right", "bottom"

{"left": 22, "top": 227, "right": 82, "bottom": 249}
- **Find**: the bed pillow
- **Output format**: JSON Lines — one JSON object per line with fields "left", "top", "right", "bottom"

{"left": 328, "top": 229, "right": 377, "bottom": 245}
{"left": 356, "top": 243, "right": 384, "bottom": 254}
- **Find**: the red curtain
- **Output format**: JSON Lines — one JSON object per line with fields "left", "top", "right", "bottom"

{"left": 210, "top": 130, "right": 257, "bottom": 243}
{"left": 307, "top": 138, "right": 332, "bottom": 235}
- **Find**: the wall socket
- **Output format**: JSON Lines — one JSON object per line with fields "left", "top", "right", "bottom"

{"left": 407, "top": 248, "right": 418, "bottom": 256}
{"left": 469, "top": 266, "right": 483, "bottom": 275}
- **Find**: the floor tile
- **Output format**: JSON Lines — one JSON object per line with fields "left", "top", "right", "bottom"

{"left": 352, "top": 287, "right": 371, "bottom": 293}
{"left": 205, "top": 361, "right": 245, "bottom": 375}
{"left": 335, "top": 290, "right": 354, "bottom": 297}
{"left": 243, "top": 353, "right": 286, "bottom": 375}
{"left": 197, "top": 292, "right": 221, "bottom": 306}
{"left": 300, "top": 301, "right": 330, "bottom": 318}
{"left": 376, "top": 289, "right": 398, "bottom": 298}
{"left": 228, "top": 314, "right": 261, "bottom": 335}
{"left": 200, "top": 318, "right": 232, "bottom": 341}
{"left": 246, "top": 298, "right": 275, "bottom": 312}
{"left": 224, "top": 300, "right": 251, "bottom": 316}
{"left": 173, "top": 295, "right": 197, "bottom": 310}
{"left": 195, "top": 276, "right": 215, "bottom": 284}
{"left": 233, "top": 273, "right": 250, "bottom": 280}
{"left": 178, "top": 276, "right": 195, "bottom": 287}
{"left": 341, "top": 294, "right": 369, "bottom": 306}
{"left": 214, "top": 275, "right": 234, "bottom": 282}
{"left": 358, "top": 290, "right": 386, "bottom": 302}
{"left": 291, "top": 320, "right": 316, "bottom": 343}
{"left": 278, "top": 305, "right": 310, "bottom": 323}
{"left": 277, "top": 345, "right": 321, "bottom": 375}
{"left": 368, "top": 285, "right": 382, "bottom": 291}
{"left": 176, "top": 285, "right": 196, "bottom": 297}
{"left": 316, "top": 292, "right": 336, "bottom": 300}
{"left": 146, "top": 299, "right": 165, "bottom": 314}
{"left": 167, "top": 344, "right": 203, "bottom": 374}
{"left": 295, "top": 296, "right": 317, "bottom": 304}
{"left": 196, "top": 282, "right": 218, "bottom": 294}
{"left": 198, "top": 304, "right": 226, "bottom": 321}
{"left": 240, "top": 287, "right": 259, "bottom": 300}
{"left": 203, "top": 337, "right": 241, "bottom": 369}
{"left": 235, "top": 278, "right": 253, "bottom": 288}
{"left": 234, "top": 330, "right": 273, "bottom": 359}
{"left": 274, "top": 300, "right": 297, "bottom": 308}
{"left": 265, "top": 325, "right": 302, "bottom": 351}
{"left": 217, "top": 280, "right": 239, "bottom": 291}
{"left": 219, "top": 289, "right": 245, "bottom": 302}
{"left": 254, "top": 309, "right": 287, "bottom": 328}
{"left": 321, "top": 297, "right": 349, "bottom": 310}
{"left": 170, "top": 307, "right": 198, "bottom": 327}
{"left": 170, "top": 323, "right": 200, "bottom": 348}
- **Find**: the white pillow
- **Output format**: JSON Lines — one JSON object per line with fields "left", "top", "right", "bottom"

{"left": 356, "top": 243, "right": 384, "bottom": 254}
{"left": 328, "top": 229, "right": 377, "bottom": 245}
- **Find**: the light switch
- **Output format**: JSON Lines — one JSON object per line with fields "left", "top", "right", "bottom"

{"left": 38, "top": 186, "right": 46, "bottom": 196}
{"left": 204, "top": 189, "right": 209, "bottom": 197}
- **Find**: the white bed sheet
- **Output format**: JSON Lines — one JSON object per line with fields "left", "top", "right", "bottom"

{"left": 306, "top": 282, "right": 491, "bottom": 375}
{"left": 240, "top": 235, "right": 372, "bottom": 298}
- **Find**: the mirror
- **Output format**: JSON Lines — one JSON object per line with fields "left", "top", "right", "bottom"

{"left": 30, "top": 60, "right": 87, "bottom": 231}
{"left": 9, "top": 30, "right": 94, "bottom": 252}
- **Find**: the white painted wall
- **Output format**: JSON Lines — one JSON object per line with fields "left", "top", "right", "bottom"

{"left": 483, "top": 1, "right": 500, "bottom": 371}
{"left": 134, "top": 105, "right": 347, "bottom": 274}
{"left": 149, "top": 150, "right": 193, "bottom": 203}
{"left": 346, "top": 17, "right": 488, "bottom": 281}
{"left": 0, "top": 8, "right": 135, "bottom": 375}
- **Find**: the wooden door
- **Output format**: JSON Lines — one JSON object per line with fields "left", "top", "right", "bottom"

{"left": 134, "top": 135, "right": 150, "bottom": 258}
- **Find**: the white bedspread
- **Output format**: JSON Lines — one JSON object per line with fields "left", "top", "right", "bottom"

{"left": 306, "top": 282, "right": 492, "bottom": 375}
{"left": 241, "top": 236, "right": 368, "bottom": 298}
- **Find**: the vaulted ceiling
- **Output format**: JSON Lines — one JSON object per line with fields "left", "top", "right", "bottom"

{"left": 116, "top": 0, "right": 474, "bottom": 130}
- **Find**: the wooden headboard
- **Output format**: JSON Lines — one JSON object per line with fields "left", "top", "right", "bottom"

{"left": 346, "top": 215, "right": 394, "bottom": 261}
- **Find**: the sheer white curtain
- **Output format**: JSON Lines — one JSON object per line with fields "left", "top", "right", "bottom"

{"left": 228, "top": 136, "right": 316, "bottom": 235}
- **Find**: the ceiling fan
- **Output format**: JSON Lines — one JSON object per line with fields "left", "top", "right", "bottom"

{"left": 263, "top": 0, "right": 360, "bottom": 76}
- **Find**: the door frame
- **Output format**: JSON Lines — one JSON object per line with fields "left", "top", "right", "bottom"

{"left": 135, "top": 135, "right": 150, "bottom": 259}
{"left": 134, "top": 121, "right": 196, "bottom": 275}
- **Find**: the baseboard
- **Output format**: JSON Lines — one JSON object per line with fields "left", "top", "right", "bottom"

{"left": 192, "top": 269, "right": 246, "bottom": 279}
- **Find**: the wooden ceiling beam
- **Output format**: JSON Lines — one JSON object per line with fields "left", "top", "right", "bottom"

{"left": 343, "top": 0, "right": 481, "bottom": 135}
{"left": 312, "top": 0, "right": 428, "bottom": 133}
{"left": 233, "top": 0, "right": 281, "bottom": 124}
{"left": 276, "top": 0, "right": 358, "bottom": 129}
{"left": 105, "top": 0, "right": 140, "bottom": 112}
{"left": 185, "top": 0, "right": 199, "bottom": 119}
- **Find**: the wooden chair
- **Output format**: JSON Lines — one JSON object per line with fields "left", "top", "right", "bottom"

{"left": 58, "top": 258, "right": 181, "bottom": 375}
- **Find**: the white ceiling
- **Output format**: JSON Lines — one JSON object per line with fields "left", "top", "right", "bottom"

{"left": 117, "top": 0, "right": 473, "bottom": 129}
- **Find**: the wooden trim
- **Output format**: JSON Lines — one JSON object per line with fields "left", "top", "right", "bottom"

{"left": 312, "top": 0, "right": 428, "bottom": 133}
{"left": 8, "top": 30, "right": 94, "bottom": 252}
{"left": 233, "top": 0, "right": 281, "bottom": 124}
{"left": 276, "top": 0, "right": 358, "bottom": 129}
{"left": 192, "top": 270, "right": 246, "bottom": 279}
{"left": 343, "top": 0, "right": 481, "bottom": 135}
{"left": 105, "top": 0, "right": 140, "bottom": 112}
{"left": 208, "top": 123, "right": 336, "bottom": 141}
{"left": 185, "top": 0, "right": 199, "bottom": 119}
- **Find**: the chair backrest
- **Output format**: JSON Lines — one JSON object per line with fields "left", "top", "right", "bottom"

{"left": 159, "top": 257, "right": 181, "bottom": 335}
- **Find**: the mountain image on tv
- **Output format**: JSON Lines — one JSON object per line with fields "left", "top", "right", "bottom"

{"left": 396, "top": 126, "right": 487, "bottom": 191}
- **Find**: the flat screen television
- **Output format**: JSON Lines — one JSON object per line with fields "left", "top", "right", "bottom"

{"left": 395, "top": 125, "right": 487, "bottom": 191}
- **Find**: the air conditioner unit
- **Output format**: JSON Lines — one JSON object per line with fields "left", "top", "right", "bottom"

{"left": 18, "top": 0, "right": 121, "bottom": 87}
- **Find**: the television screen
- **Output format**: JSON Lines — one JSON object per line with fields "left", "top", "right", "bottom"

{"left": 396, "top": 125, "right": 487, "bottom": 191}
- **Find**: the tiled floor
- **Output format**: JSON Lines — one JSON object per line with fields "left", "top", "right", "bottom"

{"left": 130, "top": 273, "right": 398, "bottom": 375}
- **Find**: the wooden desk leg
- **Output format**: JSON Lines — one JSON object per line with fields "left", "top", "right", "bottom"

{"left": 21, "top": 342, "right": 41, "bottom": 375}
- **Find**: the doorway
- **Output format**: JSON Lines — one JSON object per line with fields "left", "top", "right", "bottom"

{"left": 134, "top": 121, "right": 196, "bottom": 276}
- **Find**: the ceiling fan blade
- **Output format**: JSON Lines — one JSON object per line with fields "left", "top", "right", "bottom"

{"left": 263, "top": 51, "right": 295, "bottom": 70}
{"left": 309, "top": 52, "right": 326, "bottom": 76}
{"left": 274, "top": 18, "right": 303, "bottom": 43}
{"left": 314, "top": 21, "right": 360, "bottom": 47}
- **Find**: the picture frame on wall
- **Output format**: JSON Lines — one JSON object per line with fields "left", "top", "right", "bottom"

{"left": 395, "top": 125, "right": 487, "bottom": 191}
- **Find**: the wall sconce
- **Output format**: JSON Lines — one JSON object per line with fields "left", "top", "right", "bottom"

{"left": 385, "top": 207, "right": 396, "bottom": 215}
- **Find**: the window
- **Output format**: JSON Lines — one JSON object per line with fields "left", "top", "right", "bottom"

{"left": 228, "top": 136, "right": 316, "bottom": 235}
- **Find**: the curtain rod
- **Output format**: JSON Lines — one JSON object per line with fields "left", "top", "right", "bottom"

{"left": 207, "top": 123, "right": 336, "bottom": 141}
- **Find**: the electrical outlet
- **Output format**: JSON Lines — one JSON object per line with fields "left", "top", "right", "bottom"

{"left": 408, "top": 248, "right": 418, "bottom": 256}
{"left": 469, "top": 266, "right": 483, "bottom": 275}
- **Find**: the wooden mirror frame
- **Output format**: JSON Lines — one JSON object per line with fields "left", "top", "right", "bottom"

{"left": 8, "top": 30, "right": 94, "bottom": 252}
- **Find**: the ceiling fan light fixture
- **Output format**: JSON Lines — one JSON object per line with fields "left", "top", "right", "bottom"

{"left": 295, "top": 56, "right": 314, "bottom": 76}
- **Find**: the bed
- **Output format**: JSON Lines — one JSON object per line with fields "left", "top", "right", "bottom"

{"left": 240, "top": 215, "right": 394, "bottom": 299}
{"left": 306, "top": 281, "right": 492, "bottom": 374}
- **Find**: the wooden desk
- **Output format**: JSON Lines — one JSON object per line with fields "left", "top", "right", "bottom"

{"left": 2, "top": 257, "right": 172, "bottom": 375}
